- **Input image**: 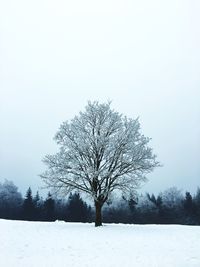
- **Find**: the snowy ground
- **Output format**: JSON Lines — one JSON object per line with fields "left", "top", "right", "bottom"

{"left": 1, "top": 219, "right": 200, "bottom": 267}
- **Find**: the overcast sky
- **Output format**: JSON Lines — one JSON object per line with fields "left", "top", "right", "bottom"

{"left": 0, "top": 0, "right": 200, "bottom": 196}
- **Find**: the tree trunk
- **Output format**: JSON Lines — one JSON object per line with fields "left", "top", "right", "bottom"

{"left": 95, "top": 201, "right": 103, "bottom": 227}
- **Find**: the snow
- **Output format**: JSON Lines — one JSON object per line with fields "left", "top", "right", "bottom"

{"left": 1, "top": 219, "right": 200, "bottom": 267}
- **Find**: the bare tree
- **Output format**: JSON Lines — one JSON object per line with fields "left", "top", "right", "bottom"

{"left": 40, "top": 101, "right": 159, "bottom": 226}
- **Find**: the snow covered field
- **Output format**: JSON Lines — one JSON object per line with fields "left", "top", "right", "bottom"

{"left": 1, "top": 219, "right": 200, "bottom": 267}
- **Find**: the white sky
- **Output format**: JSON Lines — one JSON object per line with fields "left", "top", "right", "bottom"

{"left": 0, "top": 0, "right": 200, "bottom": 196}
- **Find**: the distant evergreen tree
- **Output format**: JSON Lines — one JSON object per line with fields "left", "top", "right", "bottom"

{"left": 127, "top": 197, "right": 140, "bottom": 223}
{"left": 136, "top": 194, "right": 158, "bottom": 224}
{"left": 183, "top": 192, "right": 196, "bottom": 224}
{"left": 194, "top": 188, "right": 200, "bottom": 224}
{"left": 146, "top": 193, "right": 164, "bottom": 223}
{"left": 66, "top": 192, "right": 91, "bottom": 222}
{"left": 183, "top": 192, "right": 193, "bottom": 212}
{"left": 33, "top": 191, "right": 40, "bottom": 205}
{"left": 22, "top": 187, "right": 35, "bottom": 220}
{"left": 33, "top": 191, "right": 43, "bottom": 221}
{"left": 103, "top": 200, "right": 130, "bottom": 224}
{"left": 54, "top": 198, "right": 67, "bottom": 220}
{"left": 128, "top": 198, "right": 137, "bottom": 212}
{"left": 43, "top": 192, "right": 55, "bottom": 221}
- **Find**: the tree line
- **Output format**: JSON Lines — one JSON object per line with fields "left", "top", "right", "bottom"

{"left": 0, "top": 180, "right": 92, "bottom": 222}
{"left": 0, "top": 180, "right": 200, "bottom": 225}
